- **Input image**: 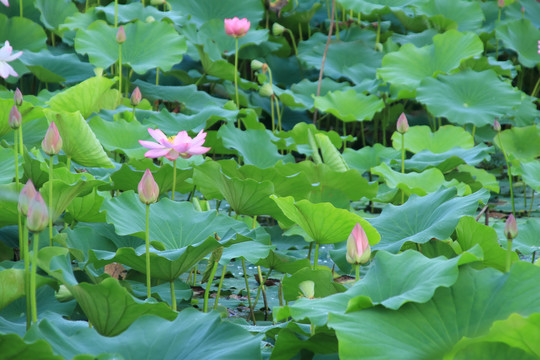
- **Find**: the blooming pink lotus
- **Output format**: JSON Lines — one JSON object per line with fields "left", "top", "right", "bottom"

{"left": 1, "top": 0, "right": 8, "bottom": 7}
{"left": 139, "top": 128, "right": 211, "bottom": 161}
{"left": 0, "top": 41, "right": 23, "bottom": 79}
{"left": 224, "top": 17, "right": 251, "bottom": 38}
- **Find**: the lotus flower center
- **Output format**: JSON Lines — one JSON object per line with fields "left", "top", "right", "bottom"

{"left": 167, "top": 136, "right": 176, "bottom": 143}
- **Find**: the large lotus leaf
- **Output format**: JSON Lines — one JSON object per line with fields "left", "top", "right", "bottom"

{"left": 20, "top": 49, "right": 95, "bottom": 84}
{"left": 145, "top": 107, "right": 236, "bottom": 134}
{"left": 43, "top": 110, "right": 114, "bottom": 168}
{"left": 75, "top": 20, "right": 187, "bottom": 73}
{"left": 456, "top": 216, "right": 517, "bottom": 272}
{"left": 452, "top": 341, "right": 536, "bottom": 360}
{"left": 96, "top": 2, "right": 185, "bottom": 24}
{"left": 101, "top": 191, "right": 252, "bottom": 250}
{"left": 282, "top": 267, "right": 341, "bottom": 302}
{"left": 0, "top": 184, "right": 18, "bottom": 227}
{"left": 220, "top": 239, "right": 274, "bottom": 266}
{"left": 0, "top": 333, "right": 61, "bottom": 360}
{"left": 496, "top": 19, "right": 540, "bottom": 68}
{"left": 314, "top": 90, "right": 384, "bottom": 122}
{"left": 0, "top": 96, "right": 44, "bottom": 139}
{"left": 0, "top": 13, "right": 47, "bottom": 52}
{"left": 25, "top": 308, "right": 262, "bottom": 359}
{"left": 500, "top": 218, "right": 540, "bottom": 256}
{"left": 392, "top": 125, "right": 474, "bottom": 154}
{"left": 378, "top": 30, "right": 483, "bottom": 98}
{"left": 65, "top": 189, "right": 107, "bottom": 224}
{"left": 270, "top": 323, "right": 338, "bottom": 360}
{"left": 514, "top": 161, "right": 540, "bottom": 192}
{"left": 0, "top": 269, "right": 56, "bottom": 311}
{"left": 277, "top": 122, "right": 345, "bottom": 154}
{"left": 417, "top": 0, "right": 484, "bottom": 31}
{"left": 271, "top": 196, "right": 380, "bottom": 245}
{"left": 218, "top": 125, "right": 293, "bottom": 168}
{"left": 89, "top": 116, "right": 148, "bottom": 159}
{"left": 371, "top": 162, "right": 445, "bottom": 196}
{"left": 168, "top": 0, "right": 263, "bottom": 26}
{"left": 455, "top": 164, "right": 499, "bottom": 193}
{"left": 48, "top": 76, "right": 119, "bottom": 118}
{"left": 328, "top": 263, "right": 540, "bottom": 360}
{"left": 343, "top": 144, "right": 401, "bottom": 174}
{"left": 0, "top": 147, "right": 22, "bottom": 184}
{"left": 404, "top": 144, "right": 493, "bottom": 173}
{"left": 506, "top": 0, "right": 540, "bottom": 28}
{"left": 88, "top": 237, "right": 222, "bottom": 281}
{"left": 35, "top": 0, "right": 78, "bottom": 31}
{"left": 369, "top": 187, "right": 489, "bottom": 253}
{"left": 416, "top": 70, "right": 522, "bottom": 127}
{"left": 298, "top": 32, "right": 382, "bottom": 85}
{"left": 493, "top": 125, "right": 540, "bottom": 162}
{"left": 279, "top": 79, "right": 349, "bottom": 110}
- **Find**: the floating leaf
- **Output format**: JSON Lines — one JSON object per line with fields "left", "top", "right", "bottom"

{"left": 343, "top": 144, "right": 400, "bottom": 174}
{"left": 314, "top": 90, "right": 384, "bottom": 122}
{"left": 20, "top": 49, "right": 95, "bottom": 84}
{"left": 496, "top": 19, "right": 540, "bottom": 68}
{"left": 392, "top": 125, "right": 474, "bottom": 154}
{"left": 372, "top": 162, "right": 446, "bottom": 196}
{"left": 416, "top": 0, "right": 485, "bottom": 31}
{"left": 405, "top": 144, "right": 493, "bottom": 173}
{"left": 493, "top": 125, "right": 540, "bottom": 162}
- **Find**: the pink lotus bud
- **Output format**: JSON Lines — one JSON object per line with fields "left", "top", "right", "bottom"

{"left": 14, "top": 88, "right": 23, "bottom": 107}
{"left": 346, "top": 223, "right": 371, "bottom": 265}
{"left": 26, "top": 192, "right": 49, "bottom": 233}
{"left": 42, "top": 122, "right": 63, "bottom": 155}
{"left": 138, "top": 169, "right": 159, "bottom": 205}
{"left": 9, "top": 105, "right": 21, "bottom": 129}
{"left": 116, "top": 26, "right": 126, "bottom": 44}
{"left": 18, "top": 179, "right": 37, "bottom": 216}
{"left": 538, "top": 40, "right": 540, "bottom": 55}
{"left": 224, "top": 17, "right": 251, "bottom": 38}
{"left": 396, "top": 112, "right": 409, "bottom": 134}
{"left": 131, "top": 86, "right": 142, "bottom": 106}
{"left": 498, "top": 0, "right": 505, "bottom": 7}
{"left": 493, "top": 119, "right": 501, "bottom": 132}
{"left": 504, "top": 214, "right": 518, "bottom": 240}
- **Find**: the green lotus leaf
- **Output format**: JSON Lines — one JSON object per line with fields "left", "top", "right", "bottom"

{"left": 0, "top": 13, "right": 47, "bottom": 52}
{"left": 0, "top": 147, "right": 22, "bottom": 184}
{"left": 514, "top": 160, "right": 540, "bottom": 192}
{"left": 220, "top": 239, "right": 275, "bottom": 266}
{"left": 404, "top": 144, "right": 493, "bottom": 173}
{"left": 0, "top": 96, "right": 44, "bottom": 139}
{"left": 75, "top": 20, "right": 187, "bottom": 73}
{"left": 416, "top": 70, "right": 522, "bottom": 127}
{"left": 496, "top": 19, "right": 540, "bottom": 68}
{"left": 328, "top": 263, "right": 540, "bottom": 360}
{"left": 65, "top": 189, "right": 107, "bottom": 224}
{"left": 167, "top": 0, "right": 264, "bottom": 26}
{"left": 271, "top": 196, "right": 380, "bottom": 245}
{"left": 25, "top": 308, "right": 262, "bottom": 359}
{"left": 456, "top": 164, "right": 500, "bottom": 193}
{"left": 89, "top": 116, "right": 149, "bottom": 159}
{"left": 0, "top": 334, "right": 61, "bottom": 360}
{"left": 495, "top": 217, "right": 540, "bottom": 256}
{"left": 0, "top": 183, "right": 18, "bottom": 227}
{"left": 453, "top": 342, "right": 536, "bottom": 360}
{"left": 270, "top": 323, "right": 338, "bottom": 360}
{"left": 279, "top": 79, "right": 349, "bottom": 110}
{"left": 282, "top": 267, "right": 341, "bottom": 302}
{"left": 35, "top": 0, "right": 78, "bottom": 31}
{"left": 369, "top": 187, "right": 489, "bottom": 253}
{"left": 343, "top": 144, "right": 400, "bottom": 174}
{"left": 314, "top": 89, "right": 384, "bottom": 122}
{"left": 493, "top": 125, "right": 540, "bottom": 162}
{"left": 506, "top": 0, "right": 540, "bottom": 28}
{"left": 417, "top": 0, "right": 484, "bottom": 31}
{"left": 276, "top": 122, "right": 345, "bottom": 155}
{"left": 371, "top": 162, "right": 446, "bottom": 196}
{"left": 392, "top": 125, "right": 474, "bottom": 154}
{"left": 378, "top": 30, "right": 483, "bottom": 98}
{"left": 20, "top": 49, "right": 94, "bottom": 84}
{"left": 0, "top": 269, "right": 56, "bottom": 311}
{"left": 44, "top": 110, "right": 114, "bottom": 169}
{"left": 96, "top": 2, "right": 186, "bottom": 24}
{"left": 337, "top": 0, "right": 419, "bottom": 16}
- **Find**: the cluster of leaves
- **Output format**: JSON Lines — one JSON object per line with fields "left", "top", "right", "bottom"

{"left": 1, "top": 0, "right": 540, "bottom": 359}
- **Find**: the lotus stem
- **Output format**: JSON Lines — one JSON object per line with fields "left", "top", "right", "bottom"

{"left": 252, "top": 268, "right": 271, "bottom": 317}
{"left": 234, "top": 37, "right": 240, "bottom": 113}
{"left": 48, "top": 155, "right": 54, "bottom": 245}
{"left": 192, "top": 265, "right": 197, "bottom": 286}
{"left": 14, "top": 131, "right": 22, "bottom": 258}
{"left": 171, "top": 159, "right": 176, "bottom": 200}
{"left": 18, "top": 124, "right": 23, "bottom": 157}
{"left": 156, "top": 67, "right": 160, "bottom": 86}
{"left": 312, "top": 242, "right": 319, "bottom": 269}
{"left": 145, "top": 203, "right": 151, "bottom": 299}
{"left": 505, "top": 239, "right": 513, "bottom": 272}
{"left": 23, "top": 223, "right": 30, "bottom": 330}
{"left": 335, "top": 6, "right": 340, "bottom": 40}
{"left": 275, "top": 95, "right": 282, "bottom": 132}
{"left": 242, "top": 258, "right": 256, "bottom": 324}
{"left": 118, "top": 44, "right": 122, "bottom": 100}
{"left": 170, "top": 280, "right": 176, "bottom": 311}
{"left": 355, "top": 264, "right": 361, "bottom": 282}
{"left": 531, "top": 76, "right": 540, "bottom": 98}
{"left": 401, "top": 132, "right": 405, "bottom": 204}
{"left": 203, "top": 261, "right": 218, "bottom": 312}
{"left": 286, "top": 29, "right": 298, "bottom": 56}
{"left": 529, "top": 191, "right": 535, "bottom": 217}
{"left": 496, "top": 8, "right": 501, "bottom": 58}
{"left": 270, "top": 95, "right": 275, "bottom": 133}
{"left": 19, "top": 0, "right": 22, "bottom": 17}
{"left": 213, "top": 264, "right": 227, "bottom": 310}
{"left": 30, "top": 232, "right": 39, "bottom": 323}
{"left": 66, "top": 156, "right": 71, "bottom": 171}
{"left": 114, "top": 0, "right": 118, "bottom": 27}
{"left": 497, "top": 132, "right": 515, "bottom": 215}
{"left": 375, "top": 16, "right": 381, "bottom": 50}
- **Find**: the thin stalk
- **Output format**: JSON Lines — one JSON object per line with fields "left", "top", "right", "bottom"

{"left": 203, "top": 261, "right": 218, "bottom": 312}
{"left": 14, "top": 130, "right": 22, "bottom": 257}
{"left": 471, "top": 125, "right": 476, "bottom": 140}
{"left": 48, "top": 155, "right": 54, "bottom": 245}
{"left": 234, "top": 37, "right": 240, "bottom": 111}
{"left": 66, "top": 156, "right": 71, "bottom": 171}
{"left": 18, "top": 123, "right": 23, "bottom": 157}
{"left": 298, "top": 23, "right": 303, "bottom": 41}
{"left": 278, "top": 281, "right": 284, "bottom": 307}
{"left": 307, "top": 242, "right": 313, "bottom": 261}
{"left": 529, "top": 191, "right": 535, "bottom": 216}
{"left": 505, "top": 239, "right": 513, "bottom": 272}
{"left": 342, "top": 121, "right": 347, "bottom": 150}
{"left": 242, "top": 258, "right": 256, "bottom": 324}
{"left": 213, "top": 264, "right": 227, "bottom": 310}
{"left": 114, "top": 0, "right": 118, "bottom": 27}
{"left": 286, "top": 29, "right": 298, "bottom": 56}
{"left": 355, "top": 264, "right": 360, "bottom": 282}
{"left": 312, "top": 243, "right": 319, "bottom": 270}
{"left": 257, "top": 266, "right": 269, "bottom": 320}
{"left": 170, "top": 280, "right": 176, "bottom": 311}
{"left": 360, "top": 121, "right": 366, "bottom": 147}
{"left": 171, "top": 159, "right": 176, "bottom": 200}
{"left": 118, "top": 44, "right": 123, "bottom": 100}
{"left": 192, "top": 265, "right": 198, "bottom": 286}
{"left": 374, "top": 16, "right": 381, "bottom": 50}
{"left": 275, "top": 94, "right": 282, "bottom": 132}
{"left": 156, "top": 67, "right": 160, "bottom": 86}
{"left": 270, "top": 95, "right": 275, "bottom": 133}
{"left": 524, "top": 183, "right": 527, "bottom": 209}
{"left": 23, "top": 223, "right": 30, "bottom": 330}
{"left": 531, "top": 76, "right": 540, "bottom": 98}
{"left": 335, "top": 6, "right": 340, "bottom": 40}
{"left": 31, "top": 232, "right": 39, "bottom": 323}
{"left": 497, "top": 132, "right": 515, "bottom": 215}
{"left": 496, "top": 7, "right": 501, "bottom": 58}
{"left": 145, "top": 204, "right": 151, "bottom": 299}
{"left": 401, "top": 133, "right": 405, "bottom": 204}
{"left": 532, "top": 251, "right": 536, "bottom": 264}
{"left": 19, "top": 0, "right": 22, "bottom": 17}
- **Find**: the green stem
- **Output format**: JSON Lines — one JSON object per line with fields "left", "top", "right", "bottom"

{"left": 203, "top": 261, "right": 218, "bottom": 312}
{"left": 497, "top": 132, "right": 515, "bottom": 215}
{"left": 275, "top": 95, "right": 282, "bottom": 132}
{"left": 14, "top": 130, "right": 22, "bottom": 255}
{"left": 18, "top": 123, "right": 23, "bottom": 157}
{"left": 471, "top": 125, "right": 476, "bottom": 141}
{"left": 529, "top": 191, "right": 535, "bottom": 217}
{"left": 307, "top": 242, "right": 313, "bottom": 261}
{"left": 114, "top": 0, "right": 118, "bottom": 27}
{"left": 312, "top": 243, "right": 319, "bottom": 270}
{"left": 156, "top": 67, "right": 160, "bottom": 86}
{"left": 234, "top": 37, "right": 240, "bottom": 111}
{"left": 31, "top": 232, "right": 39, "bottom": 324}
{"left": 531, "top": 76, "right": 540, "bottom": 98}
{"left": 23, "top": 223, "right": 30, "bottom": 330}
{"left": 19, "top": 0, "right": 22, "bottom": 17}
{"left": 355, "top": 264, "right": 360, "bottom": 282}
{"left": 335, "top": 6, "right": 340, "bottom": 40}
{"left": 48, "top": 155, "right": 54, "bottom": 245}
{"left": 360, "top": 121, "right": 366, "bottom": 147}
{"left": 213, "top": 264, "right": 227, "bottom": 310}
{"left": 270, "top": 95, "right": 275, "bottom": 133}
{"left": 170, "top": 280, "right": 176, "bottom": 311}
{"left": 375, "top": 16, "right": 381, "bottom": 50}
{"left": 505, "top": 239, "right": 513, "bottom": 272}
{"left": 192, "top": 265, "right": 198, "bottom": 286}
{"left": 171, "top": 159, "right": 176, "bottom": 200}
{"left": 242, "top": 258, "right": 256, "bottom": 324}
{"left": 496, "top": 8, "right": 501, "bottom": 59}
{"left": 66, "top": 156, "right": 71, "bottom": 171}
{"left": 401, "top": 133, "right": 405, "bottom": 204}
{"left": 286, "top": 29, "right": 298, "bottom": 56}
{"left": 118, "top": 44, "right": 122, "bottom": 100}
{"left": 145, "top": 204, "right": 151, "bottom": 299}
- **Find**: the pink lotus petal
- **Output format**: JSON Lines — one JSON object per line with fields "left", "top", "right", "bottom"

{"left": 148, "top": 128, "right": 168, "bottom": 144}
{"left": 186, "top": 146, "right": 211, "bottom": 155}
{"left": 144, "top": 148, "right": 171, "bottom": 158}
{"left": 164, "top": 150, "right": 180, "bottom": 161}
{"left": 139, "top": 140, "right": 166, "bottom": 150}
{"left": 0, "top": 0, "right": 8, "bottom": 7}
{"left": 0, "top": 62, "right": 17, "bottom": 79}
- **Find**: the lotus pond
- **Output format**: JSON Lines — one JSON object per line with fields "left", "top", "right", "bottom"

{"left": 1, "top": 0, "right": 540, "bottom": 359}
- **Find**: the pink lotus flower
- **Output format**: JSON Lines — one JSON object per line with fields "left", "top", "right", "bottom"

{"left": 139, "top": 128, "right": 211, "bottom": 161}
{"left": 396, "top": 112, "right": 409, "bottom": 134}
{"left": 224, "top": 17, "right": 251, "bottom": 38}
{"left": 18, "top": 179, "right": 37, "bottom": 216}
{"left": 138, "top": 169, "right": 159, "bottom": 205}
{"left": 346, "top": 223, "right": 371, "bottom": 265}
{"left": 42, "top": 122, "right": 63, "bottom": 155}
{"left": 504, "top": 214, "right": 518, "bottom": 240}
{"left": 26, "top": 192, "right": 49, "bottom": 233}
{"left": 0, "top": 41, "right": 23, "bottom": 79}
{"left": 0, "top": 0, "right": 8, "bottom": 7}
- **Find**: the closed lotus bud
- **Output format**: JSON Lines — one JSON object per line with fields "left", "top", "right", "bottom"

{"left": 504, "top": 214, "right": 518, "bottom": 240}
{"left": 18, "top": 179, "right": 37, "bottom": 216}
{"left": 131, "top": 86, "right": 142, "bottom": 106}
{"left": 493, "top": 119, "right": 501, "bottom": 132}
{"left": 9, "top": 105, "right": 21, "bottom": 129}
{"left": 272, "top": 22, "right": 286, "bottom": 36}
{"left": 14, "top": 88, "right": 23, "bottom": 107}
{"left": 116, "top": 26, "right": 126, "bottom": 44}
{"left": 346, "top": 223, "right": 371, "bottom": 265}
{"left": 498, "top": 0, "right": 505, "bottom": 7}
{"left": 42, "top": 122, "right": 63, "bottom": 155}
{"left": 299, "top": 280, "right": 315, "bottom": 299}
{"left": 251, "top": 60, "right": 264, "bottom": 71}
{"left": 138, "top": 169, "right": 159, "bottom": 205}
{"left": 259, "top": 83, "right": 274, "bottom": 97}
{"left": 396, "top": 112, "right": 409, "bottom": 134}
{"left": 26, "top": 192, "right": 49, "bottom": 233}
